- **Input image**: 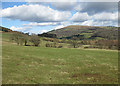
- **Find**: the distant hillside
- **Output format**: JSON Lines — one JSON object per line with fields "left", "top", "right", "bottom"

{"left": 1, "top": 25, "right": 118, "bottom": 40}
{"left": 0, "top": 26, "right": 23, "bottom": 34}
{"left": 0, "top": 26, "right": 13, "bottom": 32}
{"left": 47, "top": 25, "right": 118, "bottom": 40}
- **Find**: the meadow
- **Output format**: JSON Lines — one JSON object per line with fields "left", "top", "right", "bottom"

{"left": 2, "top": 33, "right": 118, "bottom": 84}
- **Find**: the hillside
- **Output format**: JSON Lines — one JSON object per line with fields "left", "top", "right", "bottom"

{"left": 1, "top": 25, "right": 118, "bottom": 40}
{"left": 47, "top": 25, "right": 118, "bottom": 40}
{"left": 1, "top": 25, "right": 118, "bottom": 84}
{"left": 2, "top": 32, "right": 118, "bottom": 84}
{"left": 0, "top": 26, "right": 13, "bottom": 32}
{"left": 0, "top": 26, "right": 27, "bottom": 35}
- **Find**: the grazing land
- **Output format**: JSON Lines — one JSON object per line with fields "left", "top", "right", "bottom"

{"left": 2, "top": 32, "right": 118, "bottom": 84}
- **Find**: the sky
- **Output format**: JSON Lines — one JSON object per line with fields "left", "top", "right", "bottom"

{"left": 1, "top": 0, "right": 118, "bottom": 34}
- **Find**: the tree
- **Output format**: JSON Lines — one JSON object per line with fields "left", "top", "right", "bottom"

{"left": 10, "top": 33, "right": 30, "bottom": 46}
{"left": 70, "top": 40, "right": 79, "bottom": 48}
{"left": 30, "top": 35, "right": 40, "bottom": 46}
{"left": 10, "top": 33, "right": 25, "bottom": 45}
{"left": 24, "top": 34, "right": 29, "bottom": 46}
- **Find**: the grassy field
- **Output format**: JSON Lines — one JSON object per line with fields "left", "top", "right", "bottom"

{"left": 2, "top": 33, "right": 118, "bottom": 84}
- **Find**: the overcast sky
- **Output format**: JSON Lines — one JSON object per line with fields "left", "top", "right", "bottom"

{"left": 1, "top": 0, "right": 118, "bottom": 34}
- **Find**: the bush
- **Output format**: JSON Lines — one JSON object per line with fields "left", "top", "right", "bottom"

{"left": 70, "top": 40, "right": 79, "bottom": 48}
{"left": 45, "top": 43, "right": 51, "bottom": 47}
{"left": 24, "top": 34, "right": 29, "bottom": 46}
{"left": 45, "top": 42, "right": 63, "bottom": 48}
{"left": 10, "top": 33, "right": 30, "bottom": 46}
{"left": 84, "top": 45, "right": 99, "bottom": 49}
{"left": 30, "top": 35, "right": 40, "bottom": 46}
{"left": 58, "top": 45, "right": 63, "bottom": 48}
{"left": 10, "top": 33, "right": 25, "bottom": 45}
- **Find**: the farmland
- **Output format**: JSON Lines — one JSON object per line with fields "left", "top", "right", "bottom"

{"left": 2, "top": 33, "right": 118, "bottom": 84}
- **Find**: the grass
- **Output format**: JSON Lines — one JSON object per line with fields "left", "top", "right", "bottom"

{"left": 2, "top": 33, "right": 118, "bottom": 84}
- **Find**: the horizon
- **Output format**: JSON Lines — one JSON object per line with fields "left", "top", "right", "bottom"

{"left": 1, "top": 1, "right": 118, "bottom": 34}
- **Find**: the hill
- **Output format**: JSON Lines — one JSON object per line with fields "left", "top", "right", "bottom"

{"left": 2, "top": 31, "right": 118, "bottom": 84}
{"left": 0, "top": 26, "right": 23, "bottom": 33}
{"left": 1, "top": 25, "right": 118, "bottom": 40}
{"left": 0, "top": 26, "right": 28, "bottom": 34}
{"left": 1, "top": 25, "right": 118, "bottom": 84}
{"left": 47, "top": 25, "right": 118, "bottom": 40}
{"left": 0, "top": 26, "right": 13, "bottom": 32}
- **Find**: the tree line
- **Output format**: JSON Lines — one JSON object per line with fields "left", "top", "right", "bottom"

{"left": 10, "top": 33, "right": 40, "bottom": 46}
{"left": 10, "top": 32, "right": 118, "bottom": 50}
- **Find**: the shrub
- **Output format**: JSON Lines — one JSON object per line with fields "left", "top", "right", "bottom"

{"left": 10, "top": 33, "right": 25, "bottom": 45}
{"left": 10, "top": 33, "right": 30, "bottom": 46}
{"left": 58, "top": 45, "right": 63, "bottom": 48}
{"left": 45, "top": 43, "right": 51, "bottom": 47}
{"left": 30, "top": 35, "right": 40, "bottom": 46}
{"left": 45, "top": 42, "right": 62, "bottom": 48}
{"left": 70, "top": 40, "right": 79, "bottom": 48}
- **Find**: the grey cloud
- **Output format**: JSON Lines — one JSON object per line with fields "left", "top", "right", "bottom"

{"left": 77, "top": 2, "right": 118, "bottom": 15}
{"left": 50, "top": 2, "right": 77, "bottom": 11}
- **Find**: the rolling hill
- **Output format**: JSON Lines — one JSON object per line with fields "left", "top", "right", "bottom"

{"left": 0, "top": 26, "right": 26, "bottom": 34}
{"left": 47, "top": 25, "right": 118, "bottom": 40}
{"left": 0, "top": 26, "right": 13, "bottom": 32}
{"left": 1, "top": 25, "right": 118, "bottom": 84}
{"left": 1, "top": 25, "right": 118, "bottom": 40}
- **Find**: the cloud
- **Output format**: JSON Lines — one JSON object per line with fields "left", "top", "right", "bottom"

{"left": 2, "top": 2, "right": 118, "bottom": 34}
{"left": 77, "top": 2, "right": 118, "bottom": 15}
{"left": 25, "top": 0, "right": 77, "bottom": 11}
{"left": 24, "top": 0, "right": 119, "bottom": 2}
{"left": 70, "top": 11, "right": 117, "bottom": 26}
{"left": 23, "top": 21, "right": 74, "bottom": 27}
{"left": 10, "top": 26, "right": 32, "bottom": 31}
{"left": 69, "top": 11, "right": 118, "bottom": 27}
{"left": 41, "top": 29, "right": 48, "bottom": 33}
{"left": 74, "top": 4, "right": 82, "bottom": 12}
{"left": 27, "top": 29, "right": 48, "bottom": 34}
{"left": 70, "top": 12, "right": 91, "bottom": 22}
{"left": 23, "top": 22, "right": 60, "bottom": 26}
{"left": 53, "top": 25, "right": 65, "bottom": 30}
{"left": 10, "top": 26, "right": 24, "bottom": 31}
{"left": 81, "top": 20, "right": 118, "bottom": 27}
{"left": 50, "top": 0, "right": 77, "bottom": 11}
{"left": 93, "top": 12, "right": 118, "bottom": 22}
{"left": 1, "top": 4, "right": 71, "bottom": 22}
{"left": 26, "top": 1, "right": 118, "bottom": 13}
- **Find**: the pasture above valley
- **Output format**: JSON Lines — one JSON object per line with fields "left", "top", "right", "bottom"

{"left": 2, "top": 32, "right": 118, "bottom": 84}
